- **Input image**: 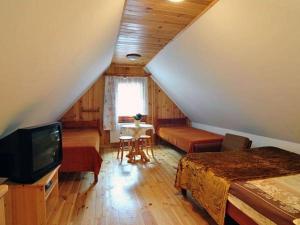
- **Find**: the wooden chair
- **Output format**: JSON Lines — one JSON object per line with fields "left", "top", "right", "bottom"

{"left": 139, "top": 134, "right": 154, "bottom": 158}
{"left": 221, "top": 133, "right": 252, "bottom": 152}
{"left": 118, "top": 136, "right": 134, "bottom": 163}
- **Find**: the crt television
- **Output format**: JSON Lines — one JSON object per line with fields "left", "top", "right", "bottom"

{"left": 0, "top": 122, "right": 63, "bottom": 183}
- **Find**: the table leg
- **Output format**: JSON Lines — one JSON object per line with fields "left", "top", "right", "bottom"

{"left": 137, "top": 139, "right": 149, "bottom": 163}
{"left": 127, "top": 139, "right": 150, "bottom": 163}
{"left": 140, "top": 149, "right": 150, "bottom": 163}
{"left": 128, "top": 140, "right": 138, "bottom": 163}
{"left": 126, "top": 140, "right": 134, "bottom": 157}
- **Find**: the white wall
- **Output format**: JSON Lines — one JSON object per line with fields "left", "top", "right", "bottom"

{"left": 193, "top": 122, "right": 300, "bottom": 154}
{"left": 147, "top": 0, "right": 300, "bottom": 144}
{"left": 0, "top": 0, "right": 125, "bottom": 138}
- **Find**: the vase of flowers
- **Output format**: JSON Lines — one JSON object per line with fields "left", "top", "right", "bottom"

{"left": 133, "top": 113, "right": 142, "bottom": 127}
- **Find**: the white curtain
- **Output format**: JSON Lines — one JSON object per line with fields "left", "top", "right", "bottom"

{"left": 115, "top": 77, "right": 148, "bottom": 117}
{"left": 103, "top": 76, "right": 148, "bottom": 132}
{"left": 103, "top": 76, "right": 117, "bottom": 130}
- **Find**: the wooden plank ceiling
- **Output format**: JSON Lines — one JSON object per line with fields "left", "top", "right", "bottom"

{"left": 113, "top": 0, "right": 216, "bottom": 65}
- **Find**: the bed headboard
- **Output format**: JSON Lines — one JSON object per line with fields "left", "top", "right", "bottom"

{"left": 61, "top": 120, "right": 100, "bottom": 129}
{"left": 156, "top": 118, "right": 189, "bottom": 128}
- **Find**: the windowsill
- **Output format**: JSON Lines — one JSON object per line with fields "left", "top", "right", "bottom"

{"left": 118, "top": 115, "right": 148, "bottom": 123}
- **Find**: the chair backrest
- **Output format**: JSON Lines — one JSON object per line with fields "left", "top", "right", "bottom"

{"left": 221, "top": 133, "right": 252, "bottom": 152}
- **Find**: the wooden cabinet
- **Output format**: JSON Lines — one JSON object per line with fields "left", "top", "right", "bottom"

{"left": 5, "top": 166, "right": 59, "bottom": 225}
{"left": 0, "top": 185, "right": 8, "bottom": 225}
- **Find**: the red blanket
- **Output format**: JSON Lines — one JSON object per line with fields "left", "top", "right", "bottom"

{"left": 158, "top": 126, "right": 223, "bottom": 152}
{"left": 60, "top": 129, "right": 102, "bottom": 178}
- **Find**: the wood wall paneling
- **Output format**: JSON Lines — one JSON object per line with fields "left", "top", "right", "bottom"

{"left": 113, "top": 0, "right": 215, "bottom": 65}
{"left": 62, "top": 77, "right": 104, "bottom": 122}
{"left": 61, "top": 64, "right": 187, "bottom": 146}
{"left": 105, "top": 63, "right": 150, "bottom": 76}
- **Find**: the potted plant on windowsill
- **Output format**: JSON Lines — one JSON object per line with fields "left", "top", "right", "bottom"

{"left": 133, "top": 113, "right": 142, "bottom": 127}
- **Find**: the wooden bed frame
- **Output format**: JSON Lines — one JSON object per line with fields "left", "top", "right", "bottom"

{"left": 226, "top": 201, "right": 258, "bottom": 225}
{"left": 156, "top": 118, "right": 189, "bottom": 128}
{"left": 61, "top": 120, "right": 100, "bottom": 129}
{"left": 181, "top": 189, "right": 257, "bottom": 225}
{"left": 61, "top": 120, "right": 102, "bottom": 135}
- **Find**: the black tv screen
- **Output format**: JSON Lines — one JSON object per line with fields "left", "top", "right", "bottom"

{"left": 0, "top": 122, "right": 62, "bottom": 183}
{"left": 32, "top": 126, "right": 61, "bottom": 172}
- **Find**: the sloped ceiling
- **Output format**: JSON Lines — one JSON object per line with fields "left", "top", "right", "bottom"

{"left": 0, "top": 0, "right": 125, "bottom": 137}
{"left": 147, "top": 0, "right": 300, "bottom": 143}
{"left": 113, "top": 0, "right": 215, "bottom": 65}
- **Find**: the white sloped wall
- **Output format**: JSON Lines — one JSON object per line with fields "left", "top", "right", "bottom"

{"left": 0, "top": 0, "right": 125, "bottom": 138}
{"left": 147, "top": 0, "right": 300, "bottom": 151}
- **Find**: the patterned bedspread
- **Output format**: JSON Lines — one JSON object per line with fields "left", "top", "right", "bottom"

{"left": 175, "top": 147, "right": 300, "bottom": 225}
{"left": 229, "top": 174, "right": 300, "bottom": 225}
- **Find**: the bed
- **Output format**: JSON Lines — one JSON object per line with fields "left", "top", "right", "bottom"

{"left": 175, "top": 147, "right": 300, "bottom": 225}
{"left": 60, "top": 121, "right": 102, "bottom": 183}
{"left": 156, "top": 118, "right": 223, "bottom": 153}
{"left": 227, "top": 175, "right": 300, "bottom": 225}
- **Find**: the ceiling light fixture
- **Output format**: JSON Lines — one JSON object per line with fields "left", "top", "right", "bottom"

{"left": 126, "top": 53, "right": 141, "bottom": 61}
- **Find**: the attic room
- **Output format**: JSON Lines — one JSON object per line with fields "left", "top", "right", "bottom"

{"left": 0, "top": 0, "right": 299, "bottom": 224}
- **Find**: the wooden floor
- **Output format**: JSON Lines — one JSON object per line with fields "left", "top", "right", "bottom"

{"left": 47, "top": 145, "right": 216, "bottom": 225}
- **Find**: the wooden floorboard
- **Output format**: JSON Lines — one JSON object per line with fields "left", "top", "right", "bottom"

{"left": 47, "top": 145, "right": 217, "bottom": 225}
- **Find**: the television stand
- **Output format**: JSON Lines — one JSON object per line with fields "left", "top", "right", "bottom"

{"left": 5, "top": 166, "right": 60, "bottom": 225}
{"left": 0, "top": 185, "right": 8, "bottom": 225}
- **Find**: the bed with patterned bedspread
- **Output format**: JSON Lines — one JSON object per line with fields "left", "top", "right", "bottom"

{"left": 228, "top": 174, "right": 300, "bottom": 225}
{"left": 175, "top": 147, "right": 300, "bottom": 225}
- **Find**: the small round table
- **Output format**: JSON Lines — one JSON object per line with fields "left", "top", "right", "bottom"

{"left": 120, "top": 123, "right": 155, "bottom": 163}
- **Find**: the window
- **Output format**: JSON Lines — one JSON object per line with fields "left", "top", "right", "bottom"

{"left": 103, "top": 76, "right": 148, "bottom": 130}
{"left": 115, "top": 77, "right": 148, "bottom": 120}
